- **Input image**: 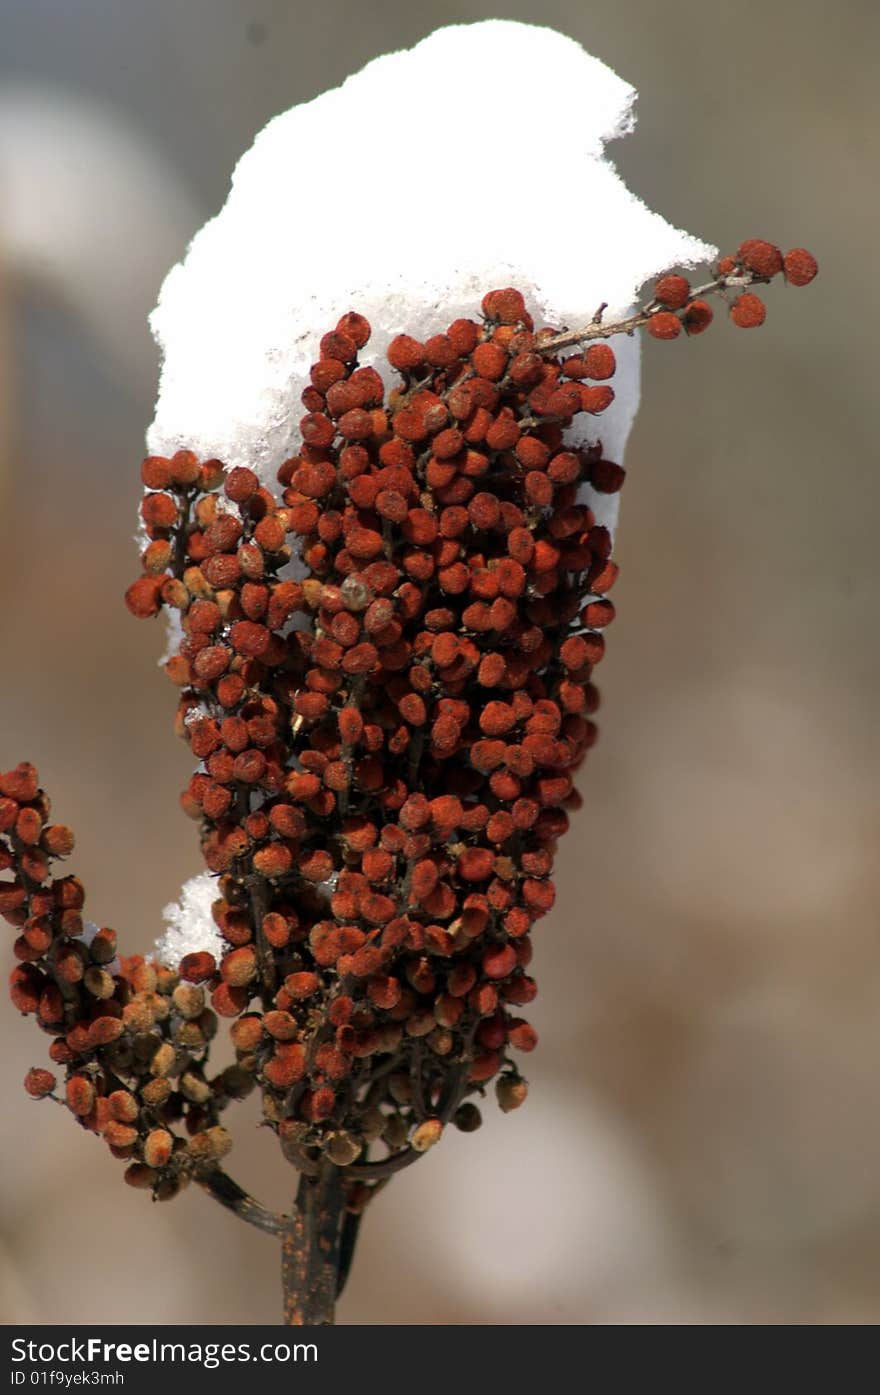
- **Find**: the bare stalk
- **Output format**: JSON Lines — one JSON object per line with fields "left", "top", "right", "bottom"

{"left": 282, "top": 1165, "right": 350, "bottom": 1325}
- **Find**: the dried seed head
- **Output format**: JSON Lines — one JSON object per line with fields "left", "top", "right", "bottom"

{"left": 154, "top": 1176, "right": 183, "bottom": 1202}
{"left": 683, "top": 298, "right": 713, "bottom": 335}
{"left": 180, "top": 1071, "right": 212, "bottom": 1104}
{"left": 453, "top": 1102, "right": 483, "bottom": 1132}
{"left": 647, "top": 311, "right": 682, "bottom": 340}
{"left": 783, "top": 247, "right": 818, "bottom": 286}
{"left": 220, "top": 946, "right": 257, "bottom": 987}
{"left": 187, "top": 1126, "right": 233, "bottom": 1165}
{"left": 729, "top": 292, "right": 766, "bottom": 328}
{"left": 83, "top": 966, "right": 115, "bottom": 999}
{"left": 124, "top": 1163, "right": 158, "bottom": 1189}
{"left": 104, "top": 1119, "right": 139, "bottom": 1150}
{"left": 108, "top": 1089, "right": 139, "bottom": 1123}
{"left": 150, "top": 1042, "right": 177, "bottom": 1078}
{"left": 66, "top": 1076, "right": 95, "bottom": 1117}
{"left": 172, "top": 982, "right": 206, "bottom": 1019}
{"left": 582, "top": 343, "right": 616, "bottom": 379}
{"left": 325, "top": 1130, "right": 362, "bottom": 1166}
{"left": 737, "top": 238, "right": 783, "bottom": 278}
{"left": 482, "top": 288, "right": 527, "bottom": 325}
{"left": 496, "top": 1076, "right": 529, "bottom": 1112}
{"left": 653, "top": 273, "right": 691, "bottom": 309}
{"left": 143, "top": 1128, "right": 174, "bottom": 1169}
{"left": 24, "top": 1067, "right": 56, "bottom": 1098}
{"left": 411, "top": 1117, "right": 443, "bottom": 1152}
{"left": 178, "top": 951, "right": 216, "bottom": 984}
{"left": 140, "top": 1077, "right": 172, "bottom": 1107}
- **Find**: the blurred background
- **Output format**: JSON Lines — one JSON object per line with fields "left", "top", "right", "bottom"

{"left": 1, "top": 0, "right": 877, "bottom": 1325}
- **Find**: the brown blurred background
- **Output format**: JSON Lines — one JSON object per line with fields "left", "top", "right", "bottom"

{"left": 1, "top": 0, "right": 877, "bottom": 1325}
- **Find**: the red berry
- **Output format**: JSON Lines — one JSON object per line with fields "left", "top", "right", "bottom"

{"left": 24, "top": 1067, "right": 56, "bottom": 1098}
{"left": 683, "top": 299, "right": 714, "bottom": 335}
{"left": 387, "top": 335, "right": 425, "bottom": 372}
{"left": 647, "top": 311, "right": 682, "bottom": 340}
{"left": 783, "top": 248, "right": 818, "bottom": 287}
{"left": 654, "top": 274, "right": 691, "bottom": 309}
{"left": 582, "top": 343, "right": 616, "bottom": 380}
{"left": 737, "top": 239, "right": 783, "bottom": 278}
{"left": 729, "top": 293, "right": 766, "bottom": 328}
{"left": 482, "top": 288, "right": 527, "bottom": 325}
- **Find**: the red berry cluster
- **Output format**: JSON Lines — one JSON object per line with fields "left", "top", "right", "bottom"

{"left": 647, "top": 240, "right": 818, "bottom": 340}
{"left": 122, "top": 287, "right": 621, "bottom": 1186}
{"left": 8, "top": 248, "right": 817, "bottom": 1207}
{"left": 4, "top": 761, "right": 237, "bottom": 1197}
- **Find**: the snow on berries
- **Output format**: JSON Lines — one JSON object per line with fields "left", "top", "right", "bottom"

{"left": 5, "top": 242, "right": 817, "bottom": 1209}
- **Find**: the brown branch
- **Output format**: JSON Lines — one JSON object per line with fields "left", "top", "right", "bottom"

{"left": 169, "top": 488, "right": 194, "bottom": 579}
{"left": 344, "top": 1146, "right": 420, "bottom": 1182}
{"left": 335, "top": 1208, "right": 362, "bottom": 1301}
{"left": 244, "top": 871, "right": 276, "bottom": 1000}
{"left": 282, "top": 1166, "right": 347, "bottom": 1324}
{"left": 44, "top": 939, "right": 83, "bottom": 1031}
{"left": 408, "top": 1038, "right": 428, "bottom": 1122}
{"left": 195, "top": 1167, "right": 288, "bottom": 1237}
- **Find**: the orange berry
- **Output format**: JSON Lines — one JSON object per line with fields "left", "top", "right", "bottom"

{"left": 647, "top": 311, "right": 681, "bottom": 340}
{"left": 783, "top": 248, "right": 818, "bottom": 286}
{"left": 582, "top": 343, "right": 616, "bottom": 379}
{"left": 125, "top": 575, "right": 165, "bottom": 618}
{"left": 66, "top": 1076, "right": 95, "bottom": 1116}
{"left": 24, "top": 1067, "right": 56, "bottom": 1098}
{"left": 654, "top": 273, "right": 691, "bottom": 309}
{"left": 683, "top": 299, "right": 713, "bottom": 335}
{"left": 737, "top": 239, "right": 783, "bottom": 278}
{"left": 387, "top": 335, "right": 425, "bottom": 372}
{"left": 729, "top": 292, "right": 766, "bottom": 328}
{"left": 143, "top": 1128, "right": 174, "bottom": 1168}
{"left": 482, "top": 288, "right": 527, "bottom": 325}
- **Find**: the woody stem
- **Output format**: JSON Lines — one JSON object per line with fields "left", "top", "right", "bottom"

{"left": 281, "top": 1164, "right": 351, "bottom": 1325}
{"left": 195, "top": 1168, "right": 288, "bottom": 1236}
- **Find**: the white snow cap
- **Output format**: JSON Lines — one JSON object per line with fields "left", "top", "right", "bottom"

{"left": 148, "top": 19, "right": 715, "bottom": 532}
{"left": 157, "top": 871, "right": 224, "bottom": 972}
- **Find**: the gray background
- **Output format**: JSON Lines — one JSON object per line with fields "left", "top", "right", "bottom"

{"left": 1, "top": 0, "right": 877, "bottom": 1323}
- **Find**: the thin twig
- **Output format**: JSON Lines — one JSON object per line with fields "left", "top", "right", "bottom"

{"left": 344, "top": 1146, "right": 420, "bottom": 1182}
{"left": 245, "top": 871, "right": 276, "bottom": 1000}
{"left": 195, "top": 1167, "right": 288, "bottom": 1237}
{"left": 535, "top": 269, "right": 767, "bottom": 355}
{"left": 409, "top": 1038, "right": 428, "bottom": 1122}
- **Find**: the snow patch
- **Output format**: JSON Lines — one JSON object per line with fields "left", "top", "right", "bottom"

{"left": 156, "top": 872, "right": 224, "bottom": 971}
{"left": 148, "top": 20, "right": 714, "bottom": 537}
